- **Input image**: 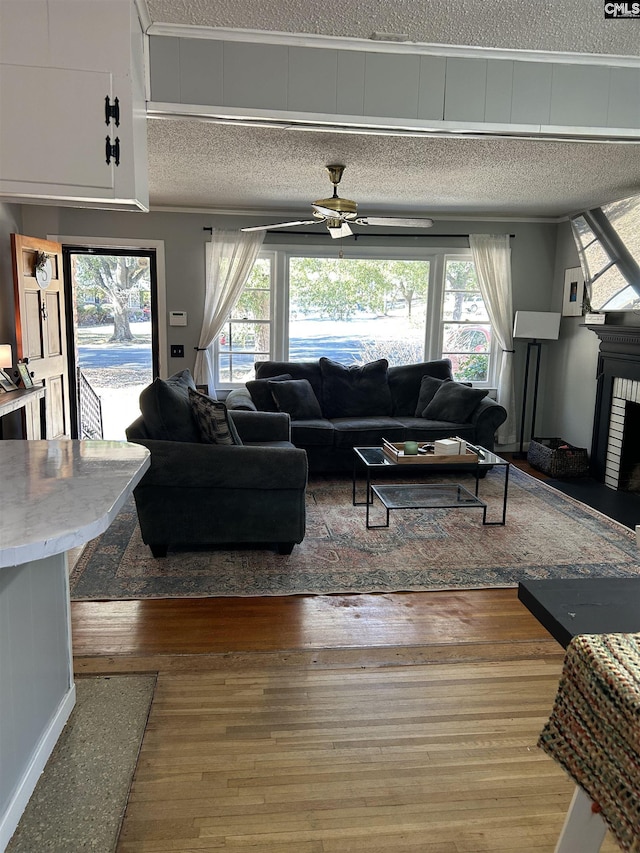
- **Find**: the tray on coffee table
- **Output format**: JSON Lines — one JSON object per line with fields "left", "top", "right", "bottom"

{"left": 381, "top": 441, "right": 478, "bottom": 465}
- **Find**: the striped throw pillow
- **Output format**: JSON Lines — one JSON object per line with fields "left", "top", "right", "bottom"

{"left": 188, "top": 388, "right": 242, "bottom": 445}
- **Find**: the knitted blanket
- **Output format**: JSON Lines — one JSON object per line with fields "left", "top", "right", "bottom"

{"left": 539, "top": 633, "right": 640, "bottom": 852}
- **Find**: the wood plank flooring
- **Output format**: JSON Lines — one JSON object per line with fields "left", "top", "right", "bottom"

{"left": 117, "top": 658, "right": 576, "bottom": 853}
{"left": 70, "top": 456, "right": 619, "bottom": 852}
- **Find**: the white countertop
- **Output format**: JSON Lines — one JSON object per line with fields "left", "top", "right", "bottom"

{"left": 0, "top": 440, "right": 150, "bottom": 568}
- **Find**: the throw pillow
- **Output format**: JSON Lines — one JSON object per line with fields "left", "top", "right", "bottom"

{"left": 422, "top": 381, "right": 488, "bottom": 422}
{"left": 246, "top": 373, "right": 292, "bottom": 411}
{"left": 268, "top": 379, "right": 323, "bottom": 420}
{"left": 319, "top": 357, "right": 392, "bottom": 419}
{"left": 139, "top": 369, "right": 200, "bottom": 442}
{"left": 414, "top": 376, "right": 449, "bottom": 416}
{"left": 387, "top": 359, "right": 454, "bottom": 416}
{"left": 188, "top": 388, "right": 243, "bottom": 445}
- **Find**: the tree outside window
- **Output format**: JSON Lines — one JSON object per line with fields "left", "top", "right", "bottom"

{"left": 289, "top": 257, "right": 430, "bottom": 366}
{"left": 72, "top": 254, "right": 150, "bottom": 341}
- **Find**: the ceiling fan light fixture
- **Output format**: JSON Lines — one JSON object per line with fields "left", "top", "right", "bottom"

{"left": 327, "top": 221, "right": 353, "bottom": 239}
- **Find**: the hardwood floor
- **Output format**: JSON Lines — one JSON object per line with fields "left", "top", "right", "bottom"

{"left": 71, "top": 457, "right": 619, "bottom": 852}
{"left": 72, "top": 589, "right": 556, "bottom": 664}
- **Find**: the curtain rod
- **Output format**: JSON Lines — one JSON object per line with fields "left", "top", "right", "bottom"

{"left": 202, "top": 227, "right": 515, "bottom": 239}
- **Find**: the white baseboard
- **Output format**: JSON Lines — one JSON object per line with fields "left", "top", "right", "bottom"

{"left": 0, "top": 684, "right": 76, "bottom": 852}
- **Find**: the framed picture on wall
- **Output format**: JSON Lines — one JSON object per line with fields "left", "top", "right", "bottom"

{"left": 563, "top": 266, "right": 585, "bottom": 317}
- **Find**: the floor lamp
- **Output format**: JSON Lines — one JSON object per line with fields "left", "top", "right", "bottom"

{"left": 513, "top": 311, "right": 561, "bottom": 457}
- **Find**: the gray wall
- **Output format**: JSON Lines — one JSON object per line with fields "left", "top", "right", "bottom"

{"left": 0, "top": 203, "right": 22, "bottom": 349}
{"left": 0, "top": 203, "right": 24, "bottom": 436}
{"left": 1, "top": 203, "right": 566, "bottom": 448}
{"left": 541, "top": 220, "right": 600, "bottom": 449}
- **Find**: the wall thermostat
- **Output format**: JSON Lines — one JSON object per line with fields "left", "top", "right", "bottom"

{"left": 169, "top": 311, "right": 187, "bottom": 326}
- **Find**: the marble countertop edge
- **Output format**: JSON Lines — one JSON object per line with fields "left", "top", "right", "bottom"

{"left": 0, "top": 441, "right": 150, "bottom": 569}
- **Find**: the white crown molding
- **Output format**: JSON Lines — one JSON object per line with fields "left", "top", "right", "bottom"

{"left": 134, "top": 0, "right": 152, "bottom": 34}
{"left": 147, "top": 104, "right": 640, "bottom": 144}
{"left": 146, "top": 22, "right": 640, "bottom": 68}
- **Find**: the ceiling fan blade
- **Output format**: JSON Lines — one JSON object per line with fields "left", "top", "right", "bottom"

{"left": 328, "top": 222, "right": 353, "bottom": 239}
{"left": 355, "top": 216, "right": 434, "bottom": 228}
{"left": 241, "top": 220, "right": 317, "bottom": 232}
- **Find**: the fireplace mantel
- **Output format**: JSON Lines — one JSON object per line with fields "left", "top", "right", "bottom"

{"left": 587, "top": 323, "right": 640, "bottom": 481}
{"left": 586, "top": 323, "right": 640, "bottom": 353}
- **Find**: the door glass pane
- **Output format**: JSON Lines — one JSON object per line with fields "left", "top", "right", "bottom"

{"left": 72, "top": 252, "right": 153, "bottom": 439}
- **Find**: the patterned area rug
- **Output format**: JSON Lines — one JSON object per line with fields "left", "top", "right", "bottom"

{"left": 70, "top": 468, "right": 640, "bottom": 599}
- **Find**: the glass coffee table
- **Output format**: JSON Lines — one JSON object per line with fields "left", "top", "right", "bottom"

{"left": 366, "top": 482, "right": 487, "bottom": 529}
{"left": 353, "top": 444, "right": 510, "bottom": 527}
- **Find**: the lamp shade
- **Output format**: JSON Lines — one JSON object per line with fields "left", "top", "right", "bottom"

{"left": 513, "top": 311, "right": 561, "bottom": 340}
{"left": 0, "top": 344, "right": 12, "bottom": 369}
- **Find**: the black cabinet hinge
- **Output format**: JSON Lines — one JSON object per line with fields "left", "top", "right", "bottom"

{"left": 105, "top": 136, "right": 120, "bottom": 166}
{"left": 104, "top": 95, "right": 120, "bottom": 127}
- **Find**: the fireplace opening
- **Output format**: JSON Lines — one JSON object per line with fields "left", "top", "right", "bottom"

{"left": 619, "top": 401, "right": 640, "bottom": 492}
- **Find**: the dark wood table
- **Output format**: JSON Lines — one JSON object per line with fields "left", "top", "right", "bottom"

{"left": 518, "top": 576, "right": 640, "bottom": 648}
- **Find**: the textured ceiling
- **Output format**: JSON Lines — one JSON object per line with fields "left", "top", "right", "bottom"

{"left": 146, "top": 0, "right": 640, "bottom": 55}
{"left": 143, "top": 0, "right": 640, "bottom": 220}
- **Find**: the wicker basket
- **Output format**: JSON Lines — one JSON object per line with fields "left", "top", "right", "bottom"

{"left": 527, "top": 437, "right": 589, "bottom": 478}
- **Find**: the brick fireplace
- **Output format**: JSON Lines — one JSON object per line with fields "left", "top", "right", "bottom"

{"left": 604, "top": 379, "right": 640, "bottom": 490}
{"left": 589, "top": 324, "right": 640, "bottom": 488}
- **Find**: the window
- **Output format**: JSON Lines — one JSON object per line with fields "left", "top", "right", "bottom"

{"left": 213, "top": 248, "right": 494, "bottom": 388}
{"left": 288, "top": 256, "right": 429, "bottom": 366}
{"left": 571, "top": 194, "right": 640, "bottom": 312}
{"left": 217, "top": 256, "right": 272, "bottom": 383}
{"left": 441, "top": 258, "right": 492, "bottom": 382}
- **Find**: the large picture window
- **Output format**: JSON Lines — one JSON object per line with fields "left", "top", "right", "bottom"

{"left": 213, "top": 248, "right": 494, "bottom": 388}
{"left": 288, "top": 256, "right": 429, "bottom": 365}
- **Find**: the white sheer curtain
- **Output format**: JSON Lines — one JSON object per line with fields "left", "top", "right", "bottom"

{"left": 469, "top": 234, "right": 516, "bottom": 445}
{"left": 194, "top": 229, "right": 265, "bottom": 395}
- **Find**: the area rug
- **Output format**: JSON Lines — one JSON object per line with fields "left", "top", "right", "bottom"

{"left": 6, "top": 675, "right": 155, "bottom": 853}
{"left": 69, "top": 468, "right": 640, "bottom": 599}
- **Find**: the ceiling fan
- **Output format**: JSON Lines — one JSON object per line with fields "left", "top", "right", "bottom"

{"left": 241, "top": 164, "right": 434, "bottom": 239}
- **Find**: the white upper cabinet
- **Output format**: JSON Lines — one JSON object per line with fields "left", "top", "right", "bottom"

{"left": 0, "top": 0, "right": 148, "bottom": 211}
